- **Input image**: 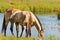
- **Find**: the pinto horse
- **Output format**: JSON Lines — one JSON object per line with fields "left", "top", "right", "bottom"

{"left": 9, "top": 10, "right": 44, "bottom": 38}
{"left": 1, "top": 8, "right": 25, "bottom": 37}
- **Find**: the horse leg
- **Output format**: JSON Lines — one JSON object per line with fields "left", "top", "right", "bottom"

{"left": 25, "top": 24, "right": 31, "bottom": 37}
{"left": 10, "top": 22, "right": 14, "bottom": 36}
{"left": 28, "top": 24, "right": 31, "bottom": 37}
{"left": 16, "top": 22, "right": 19, "bottom": 38}
{"left": 29, "top": 28, "right": 31, "bottom": 37}
{"left": 25, "top": 23, "right": 27, "bottom": 37}
{"left": 26, "top": 24, "right": 31, "bottom": 37}
{"left": 26, "top": 27, "right": 29, "bottom": 37}
{"left": 1, "top": 16, "right": 5, "bottom": 33}
{"left": 4, "top": 21, "right": 9, "bottom": 36}
{"left": 4, "top": 26, "right": 7, "bottom": 36}
{"left": 20, "top": 25, "right": 24, "bottom": 37}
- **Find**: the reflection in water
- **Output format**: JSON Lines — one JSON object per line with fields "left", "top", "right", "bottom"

{"left": 58, "top": 28, "right": 60, "bottom": 32}
{"left": 0, "top": 14, "right": 60, "bottom": 40}
{"left": 58, "top": 20, "right": 60, "bottom": 26}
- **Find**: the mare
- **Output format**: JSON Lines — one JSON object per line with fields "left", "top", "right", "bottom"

{"left": 9, "top": 10, "right": 44, "bottom": 38}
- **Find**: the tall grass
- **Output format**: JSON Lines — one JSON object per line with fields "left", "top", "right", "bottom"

{"left": 0, "top": 1, "right": 60, "bottom": 14}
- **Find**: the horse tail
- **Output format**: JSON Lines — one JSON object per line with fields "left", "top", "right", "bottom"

{"left": 1, "top": 15, "right": 5, "bottom": 33}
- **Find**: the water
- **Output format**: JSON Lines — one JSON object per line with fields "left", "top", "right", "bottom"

{"left": 0, "top": 14, "right": 60, "bottom": 40}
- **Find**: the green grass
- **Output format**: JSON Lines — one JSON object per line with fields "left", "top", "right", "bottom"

{"left": 0, "top": 35, "right": 43, "bottom": 40}
{"left": 0, "top": 0, "right": 60, "bottom": 14}
{"left": 0, "top": 35, "right": 60, "bottom": 40}
{"left": 47, "top": 35, "right": 60, "bottom": 40}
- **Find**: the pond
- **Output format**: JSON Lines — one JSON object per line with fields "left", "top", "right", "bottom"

{"left": 0, "top": 13, "right": 60, "bottom": 40}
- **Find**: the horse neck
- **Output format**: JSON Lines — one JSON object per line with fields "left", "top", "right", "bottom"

{"left": 31, "top": 13, "right": 43, "bottom": 31}
{"left": 5, "top": 9, "right": 12, "bottom": 18}
{"left": 34, "top": 17, "right": 42, "bottom": 31}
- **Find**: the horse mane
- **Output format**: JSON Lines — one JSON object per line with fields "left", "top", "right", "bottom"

{"left": 34, "top": 14, "right": 43, "bottom": 31}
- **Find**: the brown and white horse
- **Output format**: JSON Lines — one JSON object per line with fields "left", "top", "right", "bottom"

{"left": 1, "top": 8, "right": 25, "bottom": 37}
{"left": 1, "top": 8, "right": 44, "bottom": 38}
{"left": 9, "top": 10, "right": 44, "bottom": 38}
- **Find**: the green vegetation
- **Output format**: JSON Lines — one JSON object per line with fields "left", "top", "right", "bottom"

{"left": 0, "top": 35, "right": 43, "bottom": 40}
{"left": 0, "top": 35, "right": 60, "bottom": 40}
{"left": 57, "top": 12, "right": 60, "bottom": 19}
{"left": 46, "top": 35, "right": 60, "bottom": 40}
{"left": 0, "top": 0, "right": 60, "bottom": 14}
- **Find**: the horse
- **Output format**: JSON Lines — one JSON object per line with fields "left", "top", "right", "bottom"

{"left": 9, "top": 10, "right": 44, "bottom": 38}
{"left": 1, "top": 8, "right": 25, "bottom": 37}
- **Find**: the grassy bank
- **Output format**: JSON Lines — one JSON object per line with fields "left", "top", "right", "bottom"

{"left": 0, "top": 35, "right": 60, "bottom": 40}
{"left": 0, "top": 35, "right": 43, "bottom": 40}
{"left": 0, "top": 0, "right": 60, "bottom": 14}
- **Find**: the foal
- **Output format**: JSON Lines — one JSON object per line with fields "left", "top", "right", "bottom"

{"left": 1, "top": 8, "right": 24, "bottom": 37}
